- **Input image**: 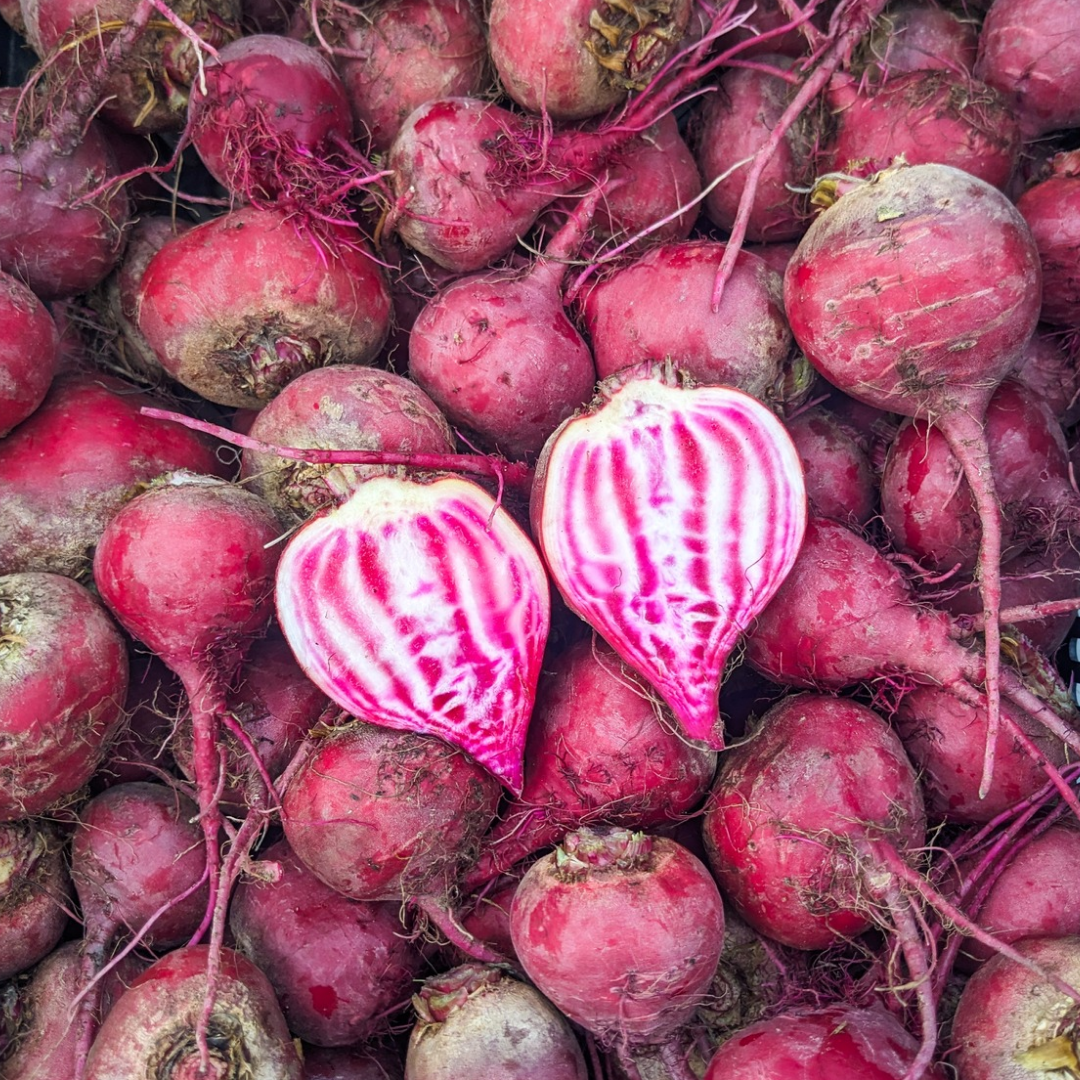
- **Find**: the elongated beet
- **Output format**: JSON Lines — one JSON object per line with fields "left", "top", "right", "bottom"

{"left": 784, "top": 161, "right": 1043, "bottom": 793}
{"left": 531, "top": 361, "right": 807, "bottom": 750}
{"left": 275, "top": 473, "right": 550, "bottom": 793}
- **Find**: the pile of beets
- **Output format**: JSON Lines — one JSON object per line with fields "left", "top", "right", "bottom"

{"left": 2, "top": 0, "right": 1080, "bottom": 1076}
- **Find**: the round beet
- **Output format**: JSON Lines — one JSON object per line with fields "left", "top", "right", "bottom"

{"left": 975, "top": 0, "right": 1080, "bottom": 140}
{"left": 240, "top": 365, "right": 455, "bottom": 526}
{"left": 1016, "top": 169, "right": 1080, "bottom": 329}
{"left": 82, "top": 945, "right": 303, "bottom": 1080}
{"left": 0, "top": 269, "right": 59, "bottom": 436}
{"left": 821, "top": 69, "right": 1021, "bottom": 191}
{"left": 694, "top": 59, "right": 815, "bottom": 242}
{"left": 487, "top": 0, "right": 693, "bottom": 121}
{"left": 0, "top": 572, "right": 128, "bottom": 820}
{"left": 135, "top": 205, "right": 392, "bottom": 408}
{"left": 405, "top": 964, "right": 588, "bottom": 1080}
{"left": 510, "top": 827, "right": 725, "bottom": 1049}
{"left": 314, "top": 0, "right": 489, "bottom": 153}
{"left": 464, "top": 636, "right": 717, "bottom": 891}
{"left": 0, "top": 91, "right": 130, "bottom": 300}
{"left": 0, "top": 819, "right": 70, "bottom": 981}
{"left": 188, "top": 34, "right": 354, "bottom": 206}
{"left": 282, "top": 722, "right": 501, "bottom": 906}
{"left": 71, "top": 781, "right": 210, "bottom": 955}
{"left": 950, "top": 935, "right": 1080, "bottom": 1080}
{"left": 230, "top": 839, "right": 423, "bottom": 1046}
{"left": 702, "top": 1003, "right": 945, "bottom": 1079}
{"left": 579, "top": 241, "right": 792, "bottom": 397}
{"left": 702, "top": 691, "right": 926, "bottom": 951}
{"left": 0, "top": 372, "right": 229, "bottom": 578}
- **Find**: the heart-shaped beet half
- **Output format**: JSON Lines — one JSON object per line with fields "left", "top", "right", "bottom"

{"left": 275, "top": 473, "right": 550, "bottom": 792}
{"left": 531, "top": 363, "right": 807, "bottom": 749}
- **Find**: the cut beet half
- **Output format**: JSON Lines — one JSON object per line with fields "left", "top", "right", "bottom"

{"left": 275, "top": 473, "right": 550, "bottom": 793}
{"left": 531, "top": 363, "right": 807, "bottom": 749}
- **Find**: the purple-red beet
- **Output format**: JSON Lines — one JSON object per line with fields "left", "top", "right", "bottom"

{"left": 0, "top": 819, "right": 70, "bottom": 982}
{"left": 510, "top": 827, "right": 724, "bottom": 1057}
{"left": 240, "top": 365, "right": 455, "bottom": 526}
{"left": 135, "top": 205, "right": 392, "bottom": 409}
{"left": 408, "top": 195, "right": 599, "bottom": 459}
{"left": 0, "top": 269, "right": 58, "bottom": 437}
{"left": 784, "top": 161, "right": 1044, "bottom": 794}
{"left": 464, "top": 635, "right": 717, "bottom": 891}
{"left": 82, "top": 945, "right": 303, "bottom": 1080}
{"left": 0, "top": 571, "right": 128, "bottom": 821}
{"left": 0, "top": 371, "right": 229, "bottom": 578}
{"left": 229, "top": 839, "right": 423, "bottom": 1047}
{"left": 578, "top": 242, "right": 793, "bottom": 398}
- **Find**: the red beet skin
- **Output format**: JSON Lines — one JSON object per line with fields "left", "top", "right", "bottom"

{"left": 240, "top": 364, "right": 454, "bottom": 526}
{"left": 1016, "top": 172, "right": 1080, "bottom": 329}
{"left": 405, "top": 964, "right": 589, "bottom": 1080}
{"left": 579, "top": 241, "right": 792, "bottom": 398}
{"left": 0, "top": 819, "right": 71, "bottom": 981}
{"left": 0, "top": 91, "right": 130, "bottom": 300}
{"left": 0, "top": 371, "right": 229, "bottom": 577}
{"left": 282, "top": 722, "right": 502, "bottom": 903}
{"left": 188, "top": 34, "right": 355, "bottom": 203}
{"left": 821, "top": 70, "right": 1021, "bottom": 192}
{"left": 229, "top": 839, "right": 424, "bottom": 1046}
{"left": 71, "top": 781, "right": 210, "bottom": 953}
{"left": 135, "top": 205, "right": 392, "bottom": 408}
{"left": 702, "top": 1003, "right": 946, "bottom": 1079}
{"left": 510, "top": 828, "right": 725, "bottom": 1047}
{"left": 82, "top": 945, "right": 303, "bottom": 1080}
{"left": 318, "top": 0, "right": 489, "bottom": 153}
{"left": 702, "top": 692, "right": 926, "bottom": 950}
{"left": 0, "top": 269, "right": 59, "bottom": 436}
{"left": 464, "top": 636, "right": 717, "bottom": 890}
{"left": 0, "top": 572, "right": 129, "bottom": 821}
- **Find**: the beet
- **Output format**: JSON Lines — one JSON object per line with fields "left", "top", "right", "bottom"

{"left": 405, "top": 964, "right": 588, "bottom": 1080}
{"left": 702, "top": 1003, "right": 946, "bottom": 1079}
{"left": 510, "top": 826, "right": 724, "bottom": 1063}
{"left": 0, "top": 371, "right": 229, "bottom": 578}
{"left": 693, "top": 58, "right": 815, "bottom": 242}
{"left": 821, "top": 69, "right": 1021, "bottom": 191}
{"left": 1016, "top": 165, "right": 1080, "bottom": 329}
{"left": 0, "top": 819, "right": 70, "bottom": 982}
{"left": 275, "top": 473, "right": 550, "bottom": 793}
{"left": 487, "top": 0, "right": 693, "bottom": 121}
{"left": 21, "top": 0, "right": 242, "bottom": 134}
{"left": 578, "top": 241, "right": 793, "bottom": 398}
{"left": 82, "top": 945, "right": 303, "bottom": 1080}
{"left": 0, "top": 89, "right": 130, "bottom": 300}
{"left": 531, "top": 362, "right": 807, "bottom": 751}
{"left": 0, "top": 572, "right": 128, "bottom": 821}
{"left": 308, "top": 0, "right": 489, "bottom": 153}
{"left": 230, "top": 839, "right": 424, "bottom": 1047}
{"left": 784, "top": 161, "right": 1044, "bottom": 794}
{"left": 135, "top": 205, "right": 392, "bottom": 409}
{"left": 0, "top": 269, "right": 58, "bottom": 437}
{"left": 71, "top": 781, "right": 210, "bottom": 956}
{"left": 282, "top": 722, "right": 500, "bottom": 902}
{"left": 702, "top": 691, "right": 927, "bottom": 950}
{"left": 464, "top": 635, "right": 717, "bottom": 891}
{"left": 974, "top": 0, "right": 1080, "bottom": 140}
{"left": 240, "top": 365, "right": 455, "bottom": 526}
{"left": 950, "top": 935, "right": 1080, "bottom": 1079}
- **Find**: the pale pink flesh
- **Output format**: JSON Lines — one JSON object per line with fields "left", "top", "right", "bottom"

{"left": 534, "top": 368, "right": 807, "bottom": 749}
{"left": 275, "top": 474, "right": 550, "bottom": 793}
